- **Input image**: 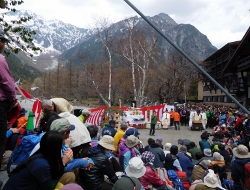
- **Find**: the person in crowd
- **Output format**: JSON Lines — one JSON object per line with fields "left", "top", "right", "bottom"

{"left": 3, "top": 131, "right": 75, "bottom": 190}
{"left": 119, "top": 135, "right": 139, "bottom": 171}
{"left": 113, "top": 175, "right": 143, "bottom": 190}
{"left": 149, "top": 111, "right": 157, "bottom": 136}
{"left": 178, "top": 138, "right": 191, "bottom": 150}
{"left": 191, "top": 159, "right": 209, "bottom": 181}
{"left": 114, "top": 122, "right": 128, "bottom": 153}
{"left": 203, "top": 148, "right": 213, "bottom": 161}
{"left": 78, "top": 109, "right": 90, "bottom": 123}
{"left": 200, "top": 109, "right": 207, "bottom": 130}
{"left": 161, "top": 108, "right": 170, "bottom": 130}
{"left": 227, "top": 111, "right": 235, "bottom": 127}
{"left": 177, "top": 146, "right": 194, "bottom": 176}
{"left": 169, "top": 108, "right": 174, "bottom": 127}
{"left": 218, "top": 111, "right": 226, "bottom": 124}
{"left": 234, "top": 114, "right": 243, "bottom": 131}
{"left": 79, "top": 135, "right": 118, "bottom": 190}
{"left": 211, "top": 138, "right": 220, "bottom": 152}
{"left": 87, "top": 125, "right": 122, "bottom": 173}
{"left": 173, "top": 109, "right": 181, "bottom": 130}
{"left": 5, "top": 127, "right": 20, "bottom": 139}
{"left": 189, "top": 172, "right": 219, "bottom": 190}
{"left": 208, "top": 152, "right": 225, "bottom": 169}
{"left": 0, "top": 28, "right": 17, "bottom": 188}
{"left": 144, "top": 138, "right": 155, "bottom": 152}
{"left": 231, "top": 145, "right": 250, "bottom": 190}
{"left": 199, "top": 133, "right": 211, "bottom": 154}
{"left": 156, "top": 137, "right": 163, "bottom": 149}
{"left": 139, "top": 151, "right": 168, "bottom": 190}
{"left": 188, "top": 142, "right": 202, "bottom": 159}
{"left": 218, "top": 144, "right": 231, "bottom": 165}
{"left": 148, "top": 137, "right": 165, "bottom": 168}
{"left": 102, "top": 120, "right": 117, "bottom": 137}
{"left": 164, "top": 142, "right": 172, "bottom": 155}
{"left": 124, "top": 157, "right": 145, "bottom": 189}
{"left": 17, "top": 108, "right": 28, "bottom": 129}
{"left": 192, "top": 152, "right": 204, "bottom": 165}
{"left": 58, "top": 111, "right": 92, "bottom": 158}
{"left": 165, "top": 145, "right": 182, "bottom": 171}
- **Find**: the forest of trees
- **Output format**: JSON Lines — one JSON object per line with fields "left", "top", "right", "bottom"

{"left": 24, "top": 17, "right": 201, "bottom": 106}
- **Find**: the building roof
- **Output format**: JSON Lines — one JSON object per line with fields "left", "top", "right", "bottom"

{"left": 222, "top": 27, "right": 250, "bottom": 73}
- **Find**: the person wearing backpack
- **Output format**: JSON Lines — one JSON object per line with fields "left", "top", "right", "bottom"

{"left": 231, "top": 144, "right": 250, "bottom": 190}
{"left": 3, "top": 131, "right": 75, "bottom": 190}
{"left": 139, "top": 151, "right": 170, "bottom": 190}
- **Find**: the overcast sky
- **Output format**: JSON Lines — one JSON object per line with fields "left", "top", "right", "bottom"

{"left": 17, "top": 0, "right": 250, "bottom": 49}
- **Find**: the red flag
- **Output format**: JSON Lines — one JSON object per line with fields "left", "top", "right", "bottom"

{"left": 86, "top": 106, "right": 107, "bottom": 126}
{"left": 15, "top": 83, "right": 31, "bottom": 99}
{"left": 32, "top": 99, "right": 42, "bottom": 128}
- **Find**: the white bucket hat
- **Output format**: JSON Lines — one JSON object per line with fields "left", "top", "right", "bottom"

{"left": 204, "top": 173, "right": 218, "bottom": 188}
{"left": 125, "top": 157, "right": 146, "bottom": 178}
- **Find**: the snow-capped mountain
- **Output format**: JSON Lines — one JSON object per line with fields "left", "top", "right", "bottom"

{"left": 5, "top": 10, "right": 94, "bottom": 56}
{"left": 60, "top": 13, "right": 217, "bottom": 63}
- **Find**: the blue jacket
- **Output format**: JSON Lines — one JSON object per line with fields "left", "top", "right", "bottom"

{"left": 102, "top": 125, "right": 117, "bottom": 137}
{"left": 231, "top": 158, "right": 250, "bottom": 190}
{"left": 176, "top": 152, "right": 194, "bottom": 176}
{"left": 148, "top": 143, "right": 165, "bottom": 168}
{"left": 199, "top": 139, "right": 211, "bottom": 154}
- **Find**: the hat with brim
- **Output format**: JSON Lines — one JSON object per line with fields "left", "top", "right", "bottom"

{"left": 50, "top": 118, "right": 75, "bottom": 133}
{"left": 99, "top": 135, "right": 115, "bottom": 150}
{"left": 125, "top": 157, "right": 146, "bottom": 178}
{"left": 125, "top": 135, "right": 139, "bottom": 148}
{"left": 233, "top": 145, "right": 250, "bottom": 158}
{"left": 204, "top": 148, "right": 212, "bottom": 157}
{"left": 113, "top": 176, "right": 142, "bottom": 190}
{"left": 204, "top": 173, "right": 218, "bottom": 188}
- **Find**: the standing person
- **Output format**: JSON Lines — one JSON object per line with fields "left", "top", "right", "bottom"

{"left": 0, "top": 28, "right": 16, "bottom": 188}
{"left": 149, "top": 111, "right": 157, "bottom": 136}
{"left": 169, "top": 108, "right": 174, "bottom": 127}
{"left": 161, "top": 109, "right": 170, "bottom": 130}
{"left": 173, "top": 110, "right": 180, "bottom": 130}
{"left": 200, "top": 110, "right": 207, "bottom": 130}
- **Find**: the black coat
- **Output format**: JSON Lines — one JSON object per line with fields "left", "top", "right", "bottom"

{"left": 79, "top": 150, "right": 118, "bottom": 190}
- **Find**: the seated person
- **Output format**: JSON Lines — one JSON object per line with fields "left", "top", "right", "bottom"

{"left": 164, "top": 142, "right": 172, "bottom": 156}
{"left": 3, "top": 131, "right": 75, "bottom": 190}
{"left": 139, "top": 151, "right": 169, "bottom": 190}
{"left": 79, "top": 135, "right": 118, "bottom": 190}
{"left": 177, "top": 146, "right": 194, "bottom": 176}
{"left": 218, "top": 144, "right": 231, "bottom": 165}
{"left": 6, "top": 128, "right": 19, "bottom": 139}
{"left": 208, "top": 152, "right": 225, "bottom": 169}
{"left": 144, "top": 138, "right": 155, "bottom": 152}
{"left": 191, "top": 160, "right": 209, "bottom": 181}
{"left": 113, "top": 175, "right": 143, "bottom": 190}
{"left": 188, "top": 142, "right": 202, "bottom": 159}
{"left": 192, "top": 152, "right": 203, "bottom": 165}
{"left": 189, "top": 172, "right": 219, "bottom": 190}
{"left": 165, "top": 145, "right": 182, "bottom": 171}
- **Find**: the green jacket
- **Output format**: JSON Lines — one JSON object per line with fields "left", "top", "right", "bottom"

{"left": 151, "top": 115, "right": 157, "bottom": 124}
{"left": 78, "top": 115, "right": 85, "bottom": 123}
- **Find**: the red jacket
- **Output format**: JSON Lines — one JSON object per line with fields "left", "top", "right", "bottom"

{"left": 235, "top": 118, "right": 242, "bottom": 128}
{"left": 139, "top": 166, "right": 166, "bottom": 189}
